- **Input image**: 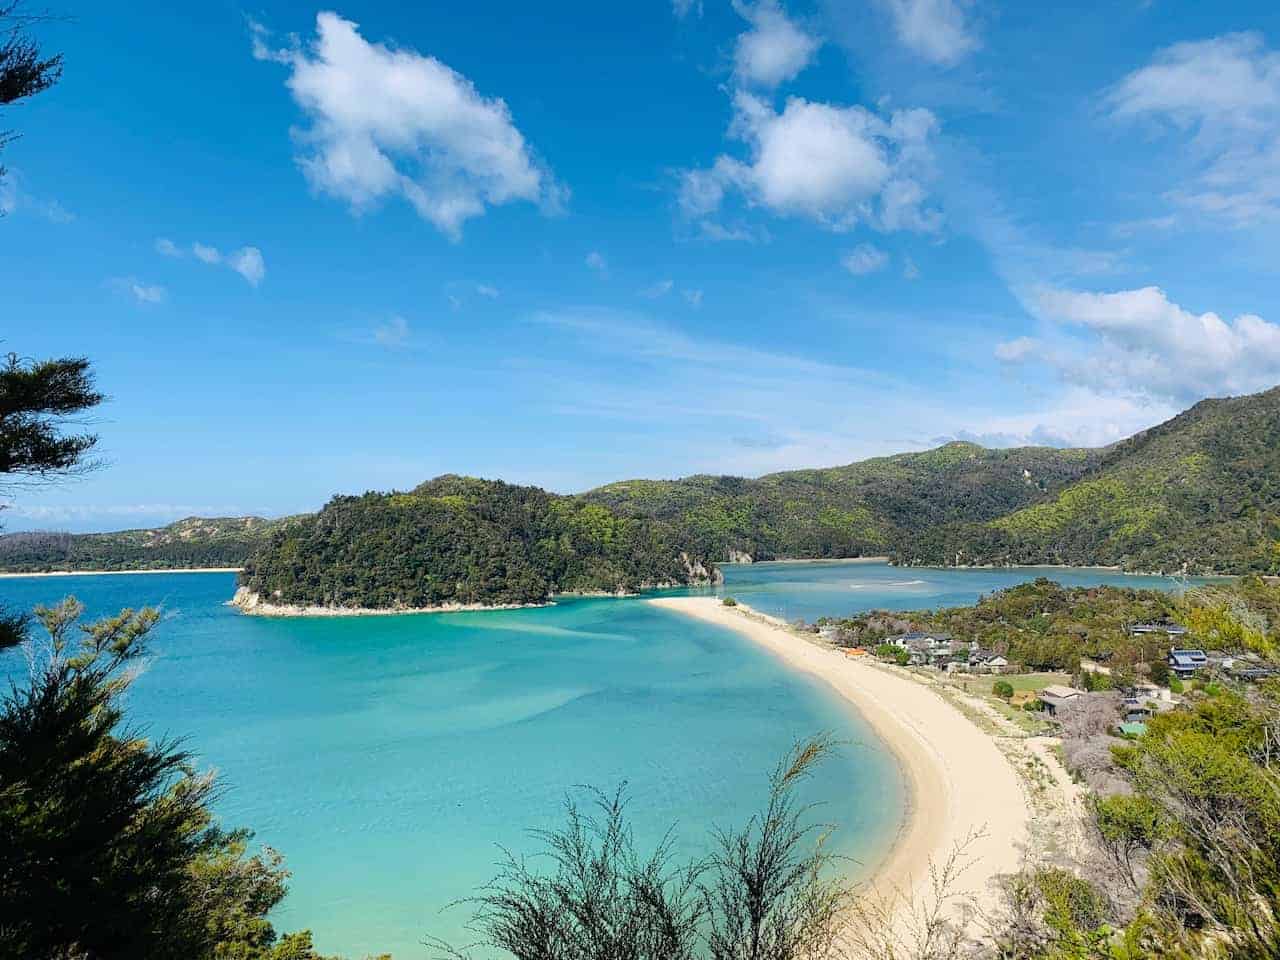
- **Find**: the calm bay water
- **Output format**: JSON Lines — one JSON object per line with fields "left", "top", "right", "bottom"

{"left": 0, "top": 561, "right": 1184, "bottom": 957}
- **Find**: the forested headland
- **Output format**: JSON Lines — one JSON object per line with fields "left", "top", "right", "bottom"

{"left": 236, "top": 475, "right": 720, "bottom": 611}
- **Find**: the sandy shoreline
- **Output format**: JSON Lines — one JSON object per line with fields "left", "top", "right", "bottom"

{"left": 647, "top": 596, "right": 1029, "bottom": 931}
{"left": 0, "top": 567, "right": 242, "bottom": 579}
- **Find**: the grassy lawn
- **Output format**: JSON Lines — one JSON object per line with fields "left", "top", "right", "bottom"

{"left": 948, "top": 671, "right": 1072, "bottom": 698}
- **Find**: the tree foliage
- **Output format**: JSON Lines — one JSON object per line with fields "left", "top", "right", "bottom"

{"left": 583, "top": 443, "right": 1098, "bottom": 563}
{"left": 896, "top": 386, "right": 1280, "bottom": 575}
{"left": 0, "top": 515, "right": 289, "bottom": 572}
{"left": 0, "top": 352, "right": 103, "bottom": 485}
{"left": 436, "top": 736, "right": 855, "bottom": 960}
{"left": 0, "top": 598, "right": 347, "bottom": 960}
{"left": 239, "top": 476, "right": 718, "bottom": 610}
{"left": 0, "top": 1, "right": 63, "bottom": 174}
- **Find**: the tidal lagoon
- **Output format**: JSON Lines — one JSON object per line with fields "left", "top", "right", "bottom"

{"left": 0, "top": 561, "right": 1185, "bottom": 957}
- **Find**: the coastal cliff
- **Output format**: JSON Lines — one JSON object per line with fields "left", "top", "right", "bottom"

{"left": 234, "top": 476, "right": 720, "bottom": 614}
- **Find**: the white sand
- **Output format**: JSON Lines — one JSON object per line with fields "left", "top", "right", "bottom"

{"left": 647, "top": 596, "right": 1030, "bottom": 927}
{"left": 0, "top": 567, "right": 242, "bottom": 578}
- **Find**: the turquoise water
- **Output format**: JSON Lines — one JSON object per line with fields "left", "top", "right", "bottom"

{"left": 0, "top": 560, "right": 1189, "bottom": 957}
{"left": 696, "top": 560, "right": 1190, "bottom": 624}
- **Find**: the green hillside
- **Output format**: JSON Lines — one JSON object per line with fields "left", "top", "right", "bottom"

{"left": 237, "top": 475, "right": 719, "bottom": 610}
{"left": 896, "top": 387, "right": 1280, "bottom": 573}
{"left": 0, "top": 516, "right": 289, "bottom": 572}
{"left": 583, "top": 443, "right": 1100, "bottom": 561}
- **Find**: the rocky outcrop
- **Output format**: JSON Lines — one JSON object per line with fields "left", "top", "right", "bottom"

{"left": 679, "top": 552, "right": 724, "bottom": 586}
{"left": 727, "top": 549, "right": 753, "bottom": 564}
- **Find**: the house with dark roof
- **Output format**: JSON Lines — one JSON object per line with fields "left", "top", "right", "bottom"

{"left": 1168, "top": 648, "right": 1208, "bottom": 677}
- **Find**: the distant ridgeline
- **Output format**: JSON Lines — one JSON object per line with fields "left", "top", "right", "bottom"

{"left": 7, "top": 385, "right": 1280, "bottom": 581}
{"left": 0, "top": 517, "right": 287, "bottom": 573}
{"left": 891, "top": 387, "right": 1280, "bottom": 574}
{"left": 582, "top": 444, "right": 1101, "bottom": 562}
{"left": 236, "top": 475, "right": 720, "bottom": 610}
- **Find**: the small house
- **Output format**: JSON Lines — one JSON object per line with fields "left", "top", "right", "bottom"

{"left": 1168, "top": 648, "right": 1208, "bottom": 678}
{"left": 1039, "top": 684, "right": 1085, "bottom": 717}
{"left": 1130, "top": 621, "right": 1189, "bottom": 637}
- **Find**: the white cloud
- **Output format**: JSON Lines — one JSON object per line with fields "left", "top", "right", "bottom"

{"left": 253, "top": 12, "right": 558, "bottom": 239}
{"left": 192, "top": 242, "right": 222, "bottom": 264}
{"left": 152, "top": 238, "right": 266, "bottom": 287}
{"left": 672, "top": 0, "right": 702, "bottom": 18}
{"left": 1105, "top": 33, "right": 1280, "bottom": 226}
{"left": 228, "top": 247, "right": 266, "bottom": 287}
{"left": 993, "top": 335, "right": 1037, "bottom": 362}
{"left": 683, "top": 288, "right": 704, "bottom": 307}
{"left": 732, "top": 1, "right": 820, "bottom": 89}
{"left": 372, "top": 315, "right": 411, "bottom": 347}
{"left": 476, "top": 284, "right": 500, "bottom": 298}
{"left": 902, "top": 256, "right": 920, "bottom": 279}
{"left": 585, "top": 250, "right": 607, "bottom": 273}
{"left": 877, "top": 0, "right": 978, "bottom": 66}
{"left": 112, "top": 277, "right": 167, "bottom": 304}
{"left": 944, "top": 386, "right": 1175, "bottom": 449}
{"left": 0, "top": 170, "right": 74, "bottom": 223}
{"left": 641, "top": 278, "right": 675, "bottom": 298}
{"left": 1015, "top": 285, "right": 1280, "bottom": 405}
{"left": 680, "top": 92, "right": 940, "bottom": 232}
{"left": 841, "top": 243, "right": 889, "bottom": 275}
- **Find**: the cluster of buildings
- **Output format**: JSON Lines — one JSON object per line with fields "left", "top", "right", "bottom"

{"left": 883, "top": 631, "right": 1011, "bottom": 672}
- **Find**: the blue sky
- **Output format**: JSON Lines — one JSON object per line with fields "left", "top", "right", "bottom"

{"left": 6, "top": 0, "right": 1280, "bottom": 530}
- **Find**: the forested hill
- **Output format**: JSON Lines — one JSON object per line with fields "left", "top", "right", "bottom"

{"left": 236, "top": 475, "right": 719, "bottom": 610}
{"left": 0, "top": 516, "right": 287, "bottom": 572}
{"left": 895, "top": 386, "right": 1280, "bottom": 574}
{"left": 582, "top": 443, "right": 1101, "bottom": 561}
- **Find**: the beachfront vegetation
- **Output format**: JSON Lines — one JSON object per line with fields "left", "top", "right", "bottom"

{"left": 896, "top": 386, "right": 1280, "bottom": 575}
{"left": 824, "top": 578, "right": 1193, "bottom": 673}
{"left": 239, "top": 476, "right": 719, "bottom": 610}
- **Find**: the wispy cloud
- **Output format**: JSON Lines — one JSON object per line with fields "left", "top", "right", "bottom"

{"left": 476, "top": 284, "right": 500, "bottom": 299}
{"left": 875, "top": 0, "right": 979, "bottom": 66}
{"left": 641, "top": 278, "right": 674, "bottom": 298}
{"left": 111, "top": 277, "right": 167, "bottom": 304}
{"left": 524, "top": 306, "right": 997, "bottom": 474}
{"left": 1105, "top": 32, "right": 1280, "bottom": 226}
{"left": 841, "top": 243, "right": 889, "bottom": 275}
{"left": 0, "top": 170, "right": 74, "bottom": 223}
{"left": 155, "top": 237, "right": 267, "bottom": 287}
{"left": 585, "top": 251, "right": 608, "bottom": 273}
{"left": 373, "top": 316, "right": 411, "bottom": 347}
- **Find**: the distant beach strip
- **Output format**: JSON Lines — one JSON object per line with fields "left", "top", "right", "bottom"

{"left": 648, "top": 596, "right": 1031, "bottom": 937}
{"left": 0, "top": 567, "right": 243, "bottom": 578}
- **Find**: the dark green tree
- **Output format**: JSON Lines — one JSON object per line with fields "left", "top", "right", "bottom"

{"left": 0, "top": 598, "right": 345, "bottom": 959}
{"left": 0, "top": 351, "right": 102, "bottom": 484}
{"left": 1, "top": 1, "right": 63, "bottom": 177}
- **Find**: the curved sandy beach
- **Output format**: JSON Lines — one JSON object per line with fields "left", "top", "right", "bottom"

{"left": 648, "top": 596, "right": 1030, "bottom": 934}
